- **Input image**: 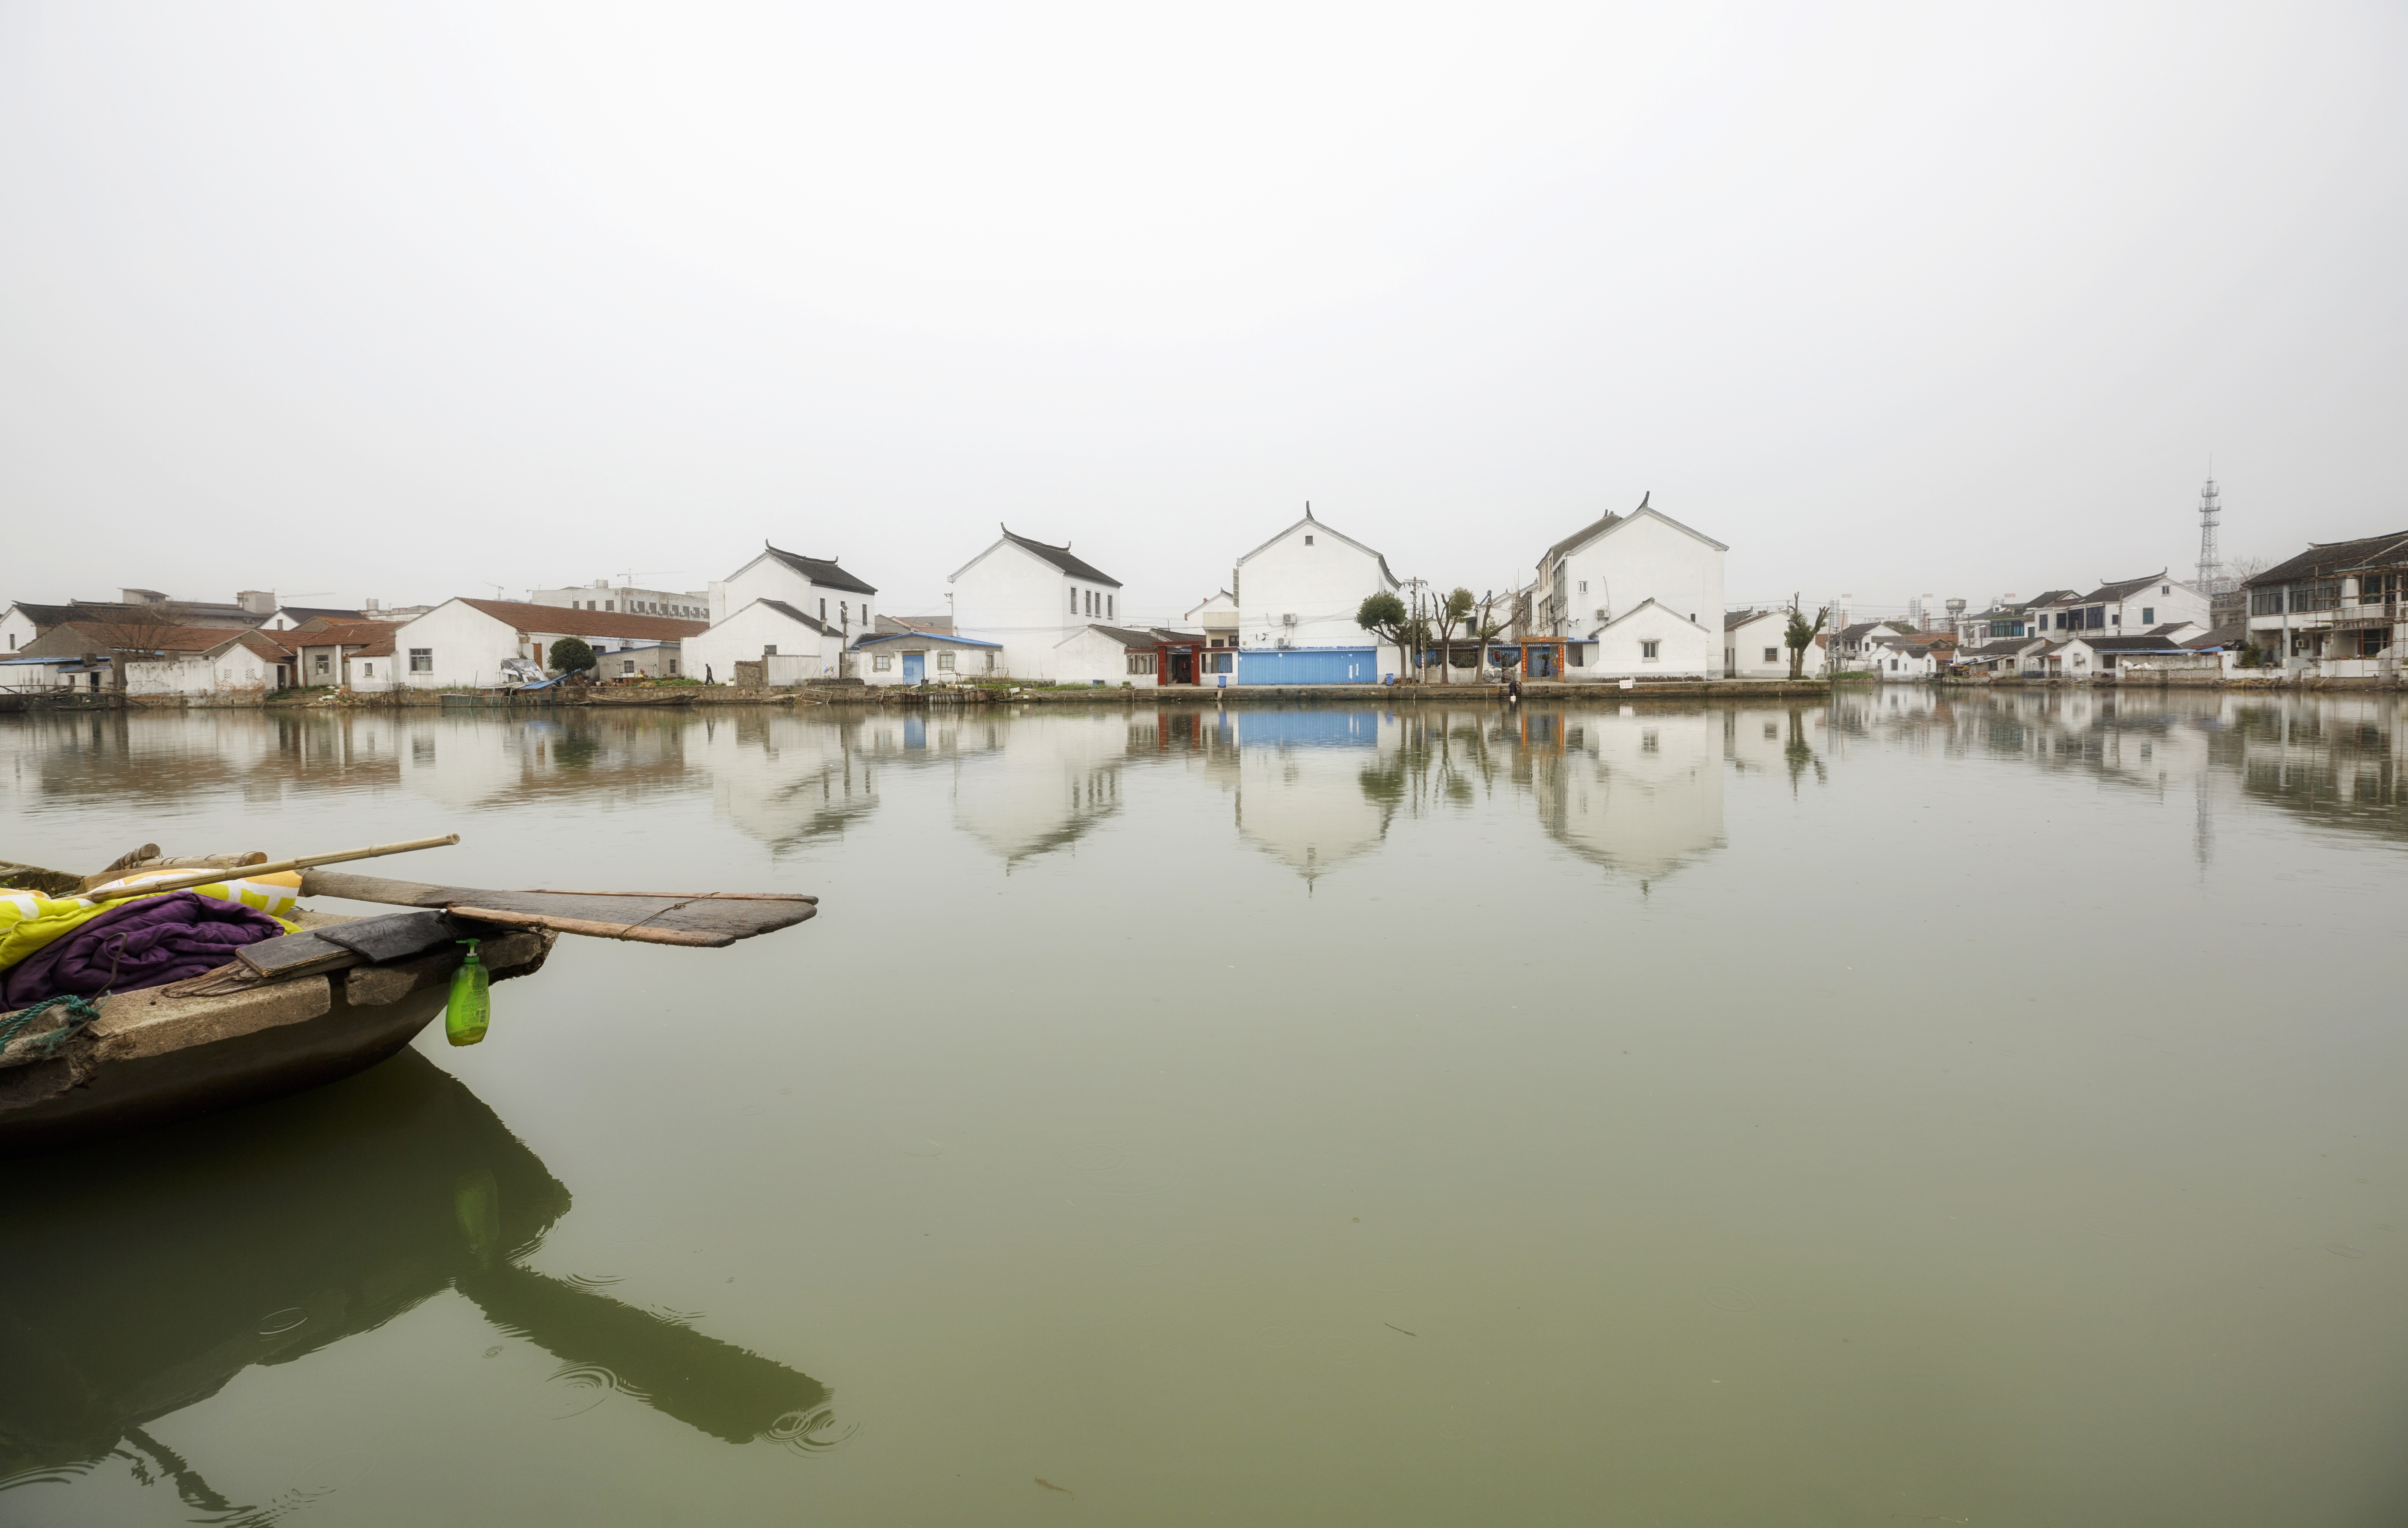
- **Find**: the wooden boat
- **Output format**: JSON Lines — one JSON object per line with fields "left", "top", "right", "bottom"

{"left": 0, "top": 844, "right": 817, "bottom": 1152}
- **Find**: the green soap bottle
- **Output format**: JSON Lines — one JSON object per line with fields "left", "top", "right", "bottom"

{"left": 445, "top": 938, "right": 490, "bottom": 1046}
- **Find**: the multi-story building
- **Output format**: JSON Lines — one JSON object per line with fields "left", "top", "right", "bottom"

{"left": 1527, "top": 494, "right": 1726, "bottom": 679}
{"left": 2036, "top": 573, "right": 2209, "bottom": 637}
{"left": 950, "top": 528, "right": 1122, "bottom": 682}
{"left": 2243, "top": 529, "right": 2408, "bottom": 678}
{"left": 534, "top": 581, "right": 711, "bottom": 621}
{"left": 1231, "top": 509, "right": 1400, "bottom": 681}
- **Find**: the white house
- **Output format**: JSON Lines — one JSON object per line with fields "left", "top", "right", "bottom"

{"left": 949, "top": 528, "right": 1124, "bottom": 681}
{"left": 2036, "top": 573, "right": 2211, "bottom": 638}
{"left": 1049, "top": 625, "right": 1164, "bottom": 687}
{"left": 1231, "top": 508, "right": 1399, "bottom": 661}
{"left": 1862, "top": 630, "right": 1941, "bottom": 680}
{"left": 707, "top": 546, "right": 878, "bottom": 639}
{"left": 1530, "top": 494, "right": 1727, "bottom": 679}
{"left": 1186, "top": 590, "right": 1239, "bottom": 647}
{"left": 685, "top": 599, "right": 847, "bottom": 686}
{"left": 851, "top": 629, "right": 1003, "bottom": 686}
{"left": 378, "top": 598, "right": 703, "bottom": 691}
{"left": 1723, "top": 609, "right": 1819, "bottom": 678}
{"left": 14, "top": 620, "right": 288, "bottom": 697}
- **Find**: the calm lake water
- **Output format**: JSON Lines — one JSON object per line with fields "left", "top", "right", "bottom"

{"left": 3, "top": 690, "right": 2406, "bottom": 1526}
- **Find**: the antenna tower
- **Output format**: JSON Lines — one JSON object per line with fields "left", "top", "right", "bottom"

{"left": 2195, "top": 474, "right": 2223, "bottom": 591}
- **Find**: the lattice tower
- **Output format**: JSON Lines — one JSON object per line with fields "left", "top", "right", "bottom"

{"left": 2196, "top": 475, "right": 2223, "bottom": 591}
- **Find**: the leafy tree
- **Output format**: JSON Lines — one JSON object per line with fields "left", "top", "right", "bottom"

{"left": 548, "top": 636, "right": 598, "bottom": 676}
{"left": 1783, "top": 599, "right": 1829, "bottom": 680}
{"left": 1356, "top": 591, "right": 1411, "bottom": 677}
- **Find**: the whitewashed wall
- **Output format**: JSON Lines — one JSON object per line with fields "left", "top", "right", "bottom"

{"left": 854, "top": 639, "right": 999, "bottom": 685}
{"left": 1725, "top": 612, "right": 1819, "bottom": 677}
{"left": 1555, "top": 511, "right": 1725, "bottom": 640}
{"left": 1588, "top": 601, "right": 1718, "bottom": 678}
{"left": 121, "top": 642, "right": 278, "bottom": 697}
{"left": 1050, "top": 626, "right": 1145, "bottom": 688}
{"left": 0, "top": 608, "right": 41, "bottom": 656}
{"left": 382, "top": 601, "right": 527, "bottom": 690}
{"left": 686, "top": 601, "right": 839, "bottom": 684}
{"left": 952, "top": 542, "right": 1116, "bottom": 680}
{"left": 1234, "top": 518, "right": 1396, "bottom": 653}
{"left": 710, "top": 555, "right": 876, "bottom": 634}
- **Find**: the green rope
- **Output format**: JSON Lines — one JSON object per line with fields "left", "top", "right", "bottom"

{"left": 0, "top": 993, "right": 107, "bottom": 1057}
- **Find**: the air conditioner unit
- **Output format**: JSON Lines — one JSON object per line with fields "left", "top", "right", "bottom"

{"left": 1595, "top": 608, "right": 1608, "bottom": 622}
{"left": 1281, "top": 613, "right": 1297, "bottom": 627}
{"left": 1275, "top": 637, "right": 1292, "bottom": 649}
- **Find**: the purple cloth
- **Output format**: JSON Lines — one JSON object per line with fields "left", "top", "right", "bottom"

{"left": 3, "top": 891, "right": 286, "bottom": 1007}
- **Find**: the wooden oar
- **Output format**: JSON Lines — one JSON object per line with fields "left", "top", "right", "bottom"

{"left": 301, "top": 870, "right": 817, "bottom": 947}
{"left": 89, "top": 836, "right": 462, "bottom": 900}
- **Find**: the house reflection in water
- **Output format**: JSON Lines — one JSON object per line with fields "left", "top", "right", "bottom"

{"left": 951, "top": 710, "right": 1131, "bottom": 865}
{"left": 1229, "top": 709, "right": 1396, "bottom": 883}
{"left": 0, "top": 1053, "right": 842, "bottom": 1517}
{"left": 1528, "top": 708, "right": 1726, "bottom": 883}
{"left": 698, "top": 711, "right": 885, "bottom": 855}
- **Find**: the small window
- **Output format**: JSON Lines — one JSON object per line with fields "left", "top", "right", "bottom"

{"left": 874, "top": 653, "right": 893, "bottom": 672}
{"left": 937, "top": 651, "right": 955, "bottom": 671}
{"left": 1577, "top": 581, "right": 1587, "bottom": 593}
{"left": 1640, "top": 640, "right": 1659, "bottom": 659}
{"left": 667, "top": 659, "right": 678, "bottom": 675}
{"left": 409, "top": 648, "right": 432, "bottom": 673}
{"left": 1304, "top": 535, "right": 1314, "bottom": 545}
{"left": 1070, "top": 587, "right": 1080, "bottom": 614}
{"left": 605, "top": 601, "right": 614, "bottom": 612}
{"left": 1763, "top": 647, "right": 1779, "bottom": 662}
{"left": 622, "top": 659, "right": 636, "bottom": 675}
{"left": 314, "top": 654, "right": 330, "bottom": 675}
{"left": 1107, "top": 595, "right": 1114, "bottom": 619}
{"left": 820, "top": 599, "right": 827, "bottom": 621}
{"left": 362, "top": 662, "right": 373, "bottom": 677}
{"left": 2140, "top": 607, "right": 2154, "bottom": 624}
{"left": 763, "top": 644, "right": 777, "bottom": 656}
{"left": 2160, "top": 584, "right": 2169, "bottom": 595}
{"left": 1127, "top": 653, "right": 1156, "bottom": 675}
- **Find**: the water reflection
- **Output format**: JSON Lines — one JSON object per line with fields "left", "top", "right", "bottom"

{"left": 0, "top": 1053, "right": 837, "bottom": 1512}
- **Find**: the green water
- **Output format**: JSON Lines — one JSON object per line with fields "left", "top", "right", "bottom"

{"left": 3, "top": 691, "right": 2405, "bottom": 1525}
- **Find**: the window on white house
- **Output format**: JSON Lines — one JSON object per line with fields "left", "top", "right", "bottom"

{"left": 1127, "top": 653, "right": 1156, "bottom": 675}
{"left": 937, "top": 651, "right": 955, "bottom": 671}
{"left": 668, "top": 659, "right": 678, "bottom": 675}
{"left": 2160, "top": 584, "right": 2170, "bottom": 595}
{"left": 874, "top": 653, "right": 892, "bottom": 671}
{"left": 1070, "top": 587, "right": 1079, "bottom": 614}
{"left": 1640, "top": 640, "right": 1659, "bottom": 659}
{"left": 2140, "top": 607, "right": 2154, "bottom": 624}
{"left": 362, "top": 662, "right": 373, "bottom": 677}
{"left": 409, "top": 649, "right": 432, "bottom": 673}
{"left": 605, "top": 602, "right": 614, "bottom": 612}
{"left": 1107, "top": 595, "right": 1114, "bottom": 619}
{"left": 820, "top": 599, "right": 827, "bottom": 621}
{"left": 763, "top": 645, "right": 776, "bottom": 656}
{"left": 1763, "top": 647, "right": 1780, "bottom": 662}
{"left": 314, "top": 654, "right": 330, "bottom": 674}
{"left": 1304, "top": 534, "right": 1315, "bottom": 545}
{"left": 622, "top": 659, "right": 635, "bottom": 675}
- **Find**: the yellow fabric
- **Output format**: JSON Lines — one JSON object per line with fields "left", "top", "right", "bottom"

{"left": 0, "top": 872, "right": 304, "bottom": 970}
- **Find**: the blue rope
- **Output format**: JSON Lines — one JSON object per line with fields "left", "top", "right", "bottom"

{"left": 0, "top": 993, "right": 107, "bottom": 1056}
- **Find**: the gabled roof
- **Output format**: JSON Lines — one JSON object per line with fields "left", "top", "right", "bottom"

{"left": 2245, "top": 531, "right": 2408, "bottom": 587}
{"left": 2060, "top": 572, "right": 2178, "bottom": 605}
{"left": 1231, "top": 510, "right": 1396, "bottom": 587}
{"left": 1838, "top": 620, "right": 1913, "bottom": 640}
{"left": 963, "top": 532, "right": 1122, "bottom": 592}
{"left": 1725, "top": 609, "right": 1764, "bottom": 631}
{"left": 288, "top": 618, "right": 400, "bottom": 644}
{"left": 1591, "top": 598, "right": 1709, "bottom": 634}
{"left": 277, "top": 605, "right": 365, "bottom": 623}
{"left": 2065, "top": 633, "right": 2199, "bottom": 653}
{"left": 2183, "top": 623, "right": 2247, "bottom": 650}
{"left": 875, "top": 614, "right": 954, "bottom": 635}
{"left": 1958, "top": 638, "right": 2042, "bottom": 657}
{"left": 1072, "top": 624, "right": 1167, "bottom": 650}
{"left": 18, "top": 621, "right": 256, "bottom": 659}
{"left": 3, "top": 601, "right": 79, "bottom": 630}
{"left": 762, "top": 544, "right": 878, "bottom": 596}
{"left": 454, "top": 598, "right": 705, "bottom": 641}
{"left": 851, "top": 629, "right": 1000, "bottom": 649}
{"left": 1539, "top": 492, "right": 1729, "bottom": 567}
{"left": 751, "top": 599, "right": 839, "bottom": 636}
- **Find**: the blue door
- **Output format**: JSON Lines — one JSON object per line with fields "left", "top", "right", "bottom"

{"left": 902, "top": 652, "right": 925, "bottom": 682}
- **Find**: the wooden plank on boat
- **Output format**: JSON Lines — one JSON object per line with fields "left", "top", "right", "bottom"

{"left": 302, "top": 871, "right": 819, "bottom": 947}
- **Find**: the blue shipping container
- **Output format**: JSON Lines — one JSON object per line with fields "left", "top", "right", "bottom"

{"left": 1232, "top": 647, "right": 1380, "bottom": 686}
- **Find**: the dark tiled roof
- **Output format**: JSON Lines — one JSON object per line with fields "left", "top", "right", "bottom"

{"left": 6, "top": 601, "right": 79, "bottom": 629}
{"left": 1001, "top": 529, "right": 1120, "bottom": 588}
{"left": 2064, "top": 572, "right": 2174, "bottom": 605}
{"left": 756, "top": 599, "right": 839, "bottom": 636}
{"left": 876, "top": 614, "right": 954, "bottom": 634}
{"left": 764, "top": 545, "right": 878, "bottom": 596}
{"left": 2071, "top": 634, "right": 2197, "bottom": 653}
{"left": 2245, "top": 531, "right": 2408, "bottom": 587}
{"left": 289, "top": 618, "right": 400, "bottom": 643}
{"left": 458, "top": 599, "right": 704, "bottom": 641}
{"left": 1086, "top": 624, "right": 1163, "bottom": 649}
{"left": 278, "top": 605, "right": 366, "bottom": 622}
{"left": 19, "top": 621, "right": 256, "bottom": 658}
{"left": 2183, "top": 623, "right": 2247, "bottom": 650}
{"left": 1544, "top": 510, "right": 1623, "bottom": 563}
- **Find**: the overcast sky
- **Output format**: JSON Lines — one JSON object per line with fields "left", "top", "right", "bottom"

{"left": 5, "top": 2, "right": 2402, "bottom": 622}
